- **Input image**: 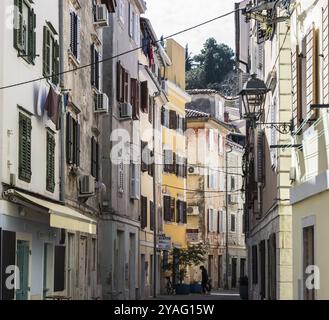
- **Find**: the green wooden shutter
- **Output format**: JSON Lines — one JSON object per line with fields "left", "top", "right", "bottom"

{"left": 14, "top": 0, "right": 23, "bottom": 51}
{"left": 19, "top": 113, "right": 32, "bottom": 183}
{"left": 52, "top": 40, "right": 60, "bottom": 84}
{"left": 28, "top": 8, "right": 36, "bottom": 64}
{"left": 46, "top": 131, "right": 56, "bottom": 192}
{"left": 43, "top": 26, "right": 51, "bottom": 77}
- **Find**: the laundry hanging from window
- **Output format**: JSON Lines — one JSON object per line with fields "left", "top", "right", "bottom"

{"left": 44, "top": 84, "right": 61, "bottom": 130}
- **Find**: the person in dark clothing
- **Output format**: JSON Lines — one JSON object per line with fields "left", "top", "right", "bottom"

{"left": 200, "top": 266, "right": 209, "bottom": 294}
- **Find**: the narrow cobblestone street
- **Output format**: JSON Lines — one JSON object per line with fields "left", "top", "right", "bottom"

{"left": 153, "top": 290, "right": 241, "bottom": 300}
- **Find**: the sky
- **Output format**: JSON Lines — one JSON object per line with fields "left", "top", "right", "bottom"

{"left": 144, "top": 0, "right": 238, "bottom": 57}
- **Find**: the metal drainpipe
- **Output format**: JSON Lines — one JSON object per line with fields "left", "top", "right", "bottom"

{"left": 59, "top": 0, "right": 65, "bottom": 202}
{"left": 225, "top": 144, "right": 233, "bottom": 289}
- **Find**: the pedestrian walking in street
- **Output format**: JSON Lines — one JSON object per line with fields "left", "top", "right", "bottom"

{"left": 200, "top": 266, "right": 209, "bottom": 294}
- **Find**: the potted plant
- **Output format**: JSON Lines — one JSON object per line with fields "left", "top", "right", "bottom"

{"left": 190, "top": 281, "right": 202, "bottom": 294}
{"left": 239, "top": 276, "right": 249, "bottom": 300}
{"left": 165, "top": 244, "right": 208, "bottom": 295}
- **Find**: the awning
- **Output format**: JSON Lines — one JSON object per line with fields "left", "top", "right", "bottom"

{"left": 5, "top": 190, "right": 97, "bottom": 235}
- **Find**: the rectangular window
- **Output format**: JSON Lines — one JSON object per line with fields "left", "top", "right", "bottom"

{"left": 252, "top": 245, "right": 258, "bottom": 284}
{"left": 66, "top": 113, "right": 80, "bottom": 166}
{"left": 163, "top": 149, "right": 174, "bottom": 173}
{"left": 141, "top": 196, "right": 147, "bottom": 229}
{"left": 18, "top": 112, "right": 32, "bottom": 183}
{"left": 70, "top": 11, "right": 80, "bottom": 61}
{"left": 130, "top": 78, "right": 140, "bottom": 120}
{"left": 208, "top": 169, "right": 217, "bottom": 189}
{"left": 91, "top": 137, "right": 99, "bottom": 180}
{"left": 231, "top": 214, "right": 236, "bottom": 232}
{"left": 303, "top": 225, "right": 315, "bottom": 300}
{"left": 14, "top": 0, "right": 36, "bottom": 64}
{"left": 141, "top": 81, "right": 149, "bottom": 113}
{"left": 150, "top": 201, "right": 155, "bottom": 231}
{"left": 46, "top": 130, "right": 56, "bottom": 192}
{"left": 163, "top": 195, "right": 171, "bottom": 222}
{"left": 130, "top": 162, "right": 140, "bottom": 200}
{"left": 43, "top": 25, "right": 59, "bottom": 84}
{"left": 91, "top": 44, "right": 100, "bottom": 90}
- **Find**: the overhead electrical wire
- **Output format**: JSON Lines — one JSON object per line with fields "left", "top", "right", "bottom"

{"left": 162, "top": 184, "right": 242, "bottom": 194}
{"left": 0, "top": 8, "right": 241, "bottom": 91}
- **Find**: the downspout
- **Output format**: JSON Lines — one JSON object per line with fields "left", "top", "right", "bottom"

{"left": 59, "top": 0, "right": 65, "bottom": 202}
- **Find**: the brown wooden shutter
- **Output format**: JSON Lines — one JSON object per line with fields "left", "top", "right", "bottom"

{"left": 141, "top": 81, "right": 149, "bottom": 112}
{"left": 306, "top": 25, "right": 319, "bottom": 117}
{"left": 291, "top": 45, "right": 303, "bottom": 131}
{"left": 169, "top": 110, "right": 177, "bottom": 129}
{"left": 323, "top": 3, "right": 329, "bottom": 104}
{"left": 207, "top": 209, "right": 210, "bottom": 233}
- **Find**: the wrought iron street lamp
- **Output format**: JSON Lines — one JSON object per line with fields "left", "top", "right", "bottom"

{"left": 239, "top": 74, "right": 270, "bottom": 123}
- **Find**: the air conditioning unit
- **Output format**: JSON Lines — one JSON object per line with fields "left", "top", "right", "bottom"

{"left": 161, "top": 80, "right": 168, "bottom": 94}
{"left": 187, "top": 206, "right": 199, "bottom": 215}
{"left": 94, "top": 4, "right": 109, "bottom": 27}
{"left": 95, "top": 93, "right": 109, "bottom": 113}
{"left": 120, "top": 102, "right": 133, "bottom": 119}
{"left": 187, "top": 166, "right": 199, "bottom": 175}
{"left": 79, "top": 175, "right": 96, "bottom": 196}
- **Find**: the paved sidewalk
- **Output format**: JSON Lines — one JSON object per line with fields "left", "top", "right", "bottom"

{"left": 153, "top": 290, "right": 241, "bottom": 300}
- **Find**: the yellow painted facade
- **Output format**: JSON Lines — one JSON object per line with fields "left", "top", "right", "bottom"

{"left": 162, "top": 39, "right": 191, "bottom": 249}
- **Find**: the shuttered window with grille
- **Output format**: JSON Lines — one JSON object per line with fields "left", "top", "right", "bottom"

{"left": 46, "top": 130, "right": 56, "bottom": 192}
{"left": 43, "top": 24, "right": 60, "bottom": 84}
{"left": 66, "top": 113, "right": 80, "bottom": 166}
{"left": 14, "top": 0, "right": 36, "bottom": 64}
{"left": 91, "top": 44, "right": 100, "bottom": 90}
{"left": 19, "top": 112, "right": 32, "bottom": 183}
{"left": 70, "top": 11, "right": 80, "bottom": 61}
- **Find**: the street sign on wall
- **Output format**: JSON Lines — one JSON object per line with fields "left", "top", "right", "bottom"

{"left": 157, "top": 234, "right": 172, "bottom": 251}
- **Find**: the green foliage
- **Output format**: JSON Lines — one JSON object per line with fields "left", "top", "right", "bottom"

{"left": 164, "top": 243, "right": 208, "bottom": 284}
{"left": 186, "top": 38, "right": 236, "bottom": 94}
{"left": 185, "top": 44, "right": 193, "bottom": 72}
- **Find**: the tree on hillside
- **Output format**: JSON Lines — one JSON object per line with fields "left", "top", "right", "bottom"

{"left": 185, "top": 44, "right": 193, "bottom": 72}
{"left": 186, "top": 38, "right": 236, "bottom": 94}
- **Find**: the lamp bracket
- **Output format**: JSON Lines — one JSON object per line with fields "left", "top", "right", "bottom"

{"left": 256, "top": 121, "right": 293, "bottom": 134}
